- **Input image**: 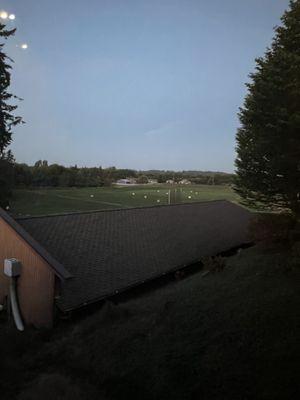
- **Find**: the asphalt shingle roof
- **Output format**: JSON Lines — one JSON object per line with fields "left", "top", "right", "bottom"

{"left": 17, "top": 201, "right": 252, "bottom": 311}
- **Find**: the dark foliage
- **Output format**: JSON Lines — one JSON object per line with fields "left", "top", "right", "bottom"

{"left": 0, "top": 150, "right": 14, "bottom": 207}
{"left": 136, "top": 174, "right": 148, "bottom": 184}
{"left": 235, "top": 1, "right": 300, "bottom": 214}
{"left": 12, "top": 162, "right": 235, "bottom": 188}
{"left": 248, "top": 213, "right": 297, "bottom": 244}
{"left": 0, "top": 21, "right": 23, "bottom": 207}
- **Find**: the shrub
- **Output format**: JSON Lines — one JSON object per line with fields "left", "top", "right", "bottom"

{"left": 136, "top": 175, "right": 148, "bottom": 184}
{"left": 174, "top": 270, "right": 185, "bottom": 280}
{"left": 201, "top": 256, "right": 226, "bottom": 273}
{"left": 248, "top": 213, "right": 297, "bottom": 244}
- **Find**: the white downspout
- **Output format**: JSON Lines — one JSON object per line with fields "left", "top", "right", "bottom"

{"left": 9, "top": 277, "right": 24, "bottom": 331}
{"left": 4, "top": 258, "right": 24, "bottom": 331}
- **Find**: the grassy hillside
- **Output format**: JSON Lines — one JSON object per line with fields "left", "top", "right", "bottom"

{"left": 1, "top": 244, "right": 299, "bottom": 399}
{"left": 10, "top": 184, "right": 238, "bottom": 216}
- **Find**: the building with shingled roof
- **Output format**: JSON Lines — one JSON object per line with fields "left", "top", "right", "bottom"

{"left": 0, "top": 201, "right": 252, "bottom": 327}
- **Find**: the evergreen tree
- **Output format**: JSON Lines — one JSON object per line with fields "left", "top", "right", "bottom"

{"left": 235, "top": 0, "right": 300, "bottom": 214}
{"left": 0, "top": 21, "right": 23, "bottom": 207}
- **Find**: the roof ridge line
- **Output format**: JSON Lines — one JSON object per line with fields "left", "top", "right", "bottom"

{"left": 15, "top": 199, "right": 231, "bottom": 220}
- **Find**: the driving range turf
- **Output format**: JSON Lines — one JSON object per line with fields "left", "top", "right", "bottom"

{"left": 10, "top": 185, "right": 239, "bottom": 216}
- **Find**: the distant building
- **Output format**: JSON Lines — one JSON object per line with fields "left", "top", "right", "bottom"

{"left": 166, "top": 179, "right": 175, "bottom": 184}
{"left": 116, "top": 178, "right": 136, "bottom": 185}
{"left": 148, "top": 179, "right": 158, "bottom": 184}
{"left": 179, "top": 179, "right": 191, "bottom": 185}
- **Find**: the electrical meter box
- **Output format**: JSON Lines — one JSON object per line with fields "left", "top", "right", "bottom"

{"left": 4, "top": 259, "right": 22, "bottom": 277}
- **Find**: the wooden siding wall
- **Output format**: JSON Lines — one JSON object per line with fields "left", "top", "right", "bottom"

{"left": 0, "top": 217, "right": 55, "bottom": 328}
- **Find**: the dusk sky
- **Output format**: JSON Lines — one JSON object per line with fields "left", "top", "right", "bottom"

{"left": 2, "top": 0, "right": 290, "bottom": 171}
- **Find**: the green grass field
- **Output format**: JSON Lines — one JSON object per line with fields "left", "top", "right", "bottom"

{"left": 10, "top": 184, "right": 239, "bottom": 217}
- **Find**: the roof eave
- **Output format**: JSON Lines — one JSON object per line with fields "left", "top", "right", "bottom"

{"left": 0, "top": 207, "right": 73, "bottom": 280}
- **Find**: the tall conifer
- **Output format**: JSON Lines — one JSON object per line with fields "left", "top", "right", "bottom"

{"left": 235, "top": 1, "right": 300, "bottom": 214}
{"left": 0, "top": 21, "right": 23, "bottom": 207}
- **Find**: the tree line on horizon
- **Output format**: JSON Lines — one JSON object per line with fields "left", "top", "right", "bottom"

{"left": 11, "top": 160, "right": 234, "bottom": 188}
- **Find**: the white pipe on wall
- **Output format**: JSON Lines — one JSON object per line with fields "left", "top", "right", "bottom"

{"left": 4, "top": 259, "right": 25, "bottom": 331}
{"left": 9, "top": 278, "right": 24, "bottom": 331}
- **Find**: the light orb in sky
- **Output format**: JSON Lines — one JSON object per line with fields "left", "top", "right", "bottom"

{"left": 0, "top": 11, "right": 8, "bottom": 19}
{"left": 9, "top": 14, "right": 16, "bottom": 20}
{"left": 21, "top": 43, "right": 28, "bottom": 50}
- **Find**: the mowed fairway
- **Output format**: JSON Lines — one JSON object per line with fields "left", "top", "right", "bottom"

{"left": 11, "top": 185, "right": 239, "bottom": 216}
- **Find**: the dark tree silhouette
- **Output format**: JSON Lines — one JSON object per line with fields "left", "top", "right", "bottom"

{"left": 235, "top": 0, "right": 300, "bottom": 214}
{"left": 0, "top": 21, "right": 23, "bottom": 207}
